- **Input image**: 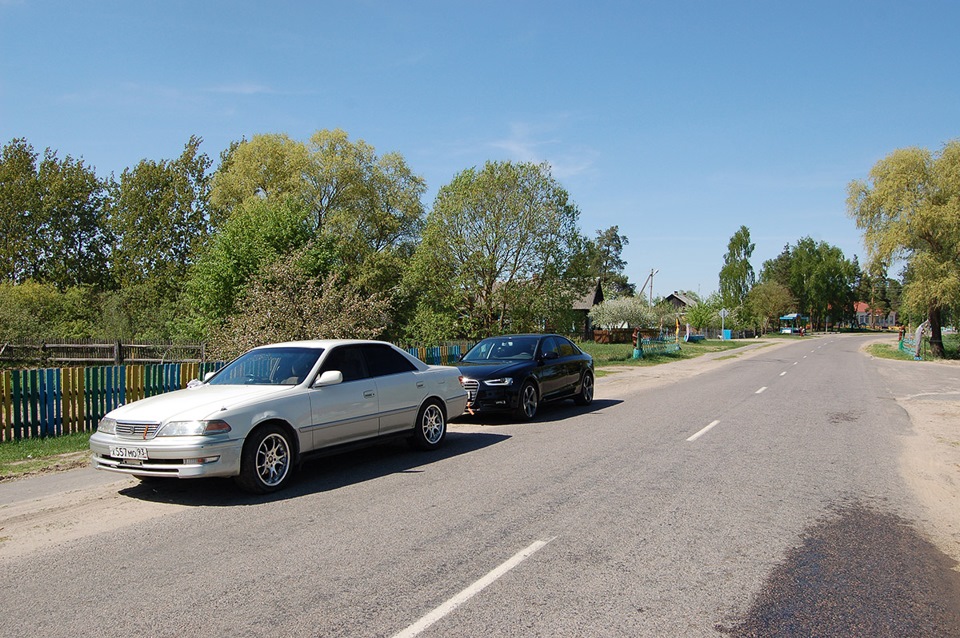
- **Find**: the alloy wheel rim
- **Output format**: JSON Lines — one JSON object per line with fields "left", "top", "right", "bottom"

{"left": 422, "top": 405, "right": 444, "bottom": 443}
{"left": 523, "top": 386, "right": 537, "bottom": 417}
{"left": 256, "top": 433, "right": 290, "bottom": 486}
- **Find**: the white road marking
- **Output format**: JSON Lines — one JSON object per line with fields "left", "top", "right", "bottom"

{"left": 780, "top": 372, "right": 787, "bottom": 376}
{"left": 687, "top": 420, "right": 720, "bottom": 442}
{"left": 391, "top": 538, "right": 555, "bottom": 638}
{"left": 756, "top": 386, "right": 767, "bottom": 394}
{"left": 793, "top": 362, "right": 798, "bottom": 365}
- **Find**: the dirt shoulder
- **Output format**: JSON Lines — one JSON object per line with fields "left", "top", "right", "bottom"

{"left": 861, "top": 337, "right": 960, "bottom": 563}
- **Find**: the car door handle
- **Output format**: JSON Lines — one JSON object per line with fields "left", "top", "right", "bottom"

{"left": 416, "top": 382, "right": 425, "bottom": 388}
{"left": 363, "top": 390, "right": 376, "bottom": 398}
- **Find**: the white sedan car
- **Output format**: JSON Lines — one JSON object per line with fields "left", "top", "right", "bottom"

{"left": 89, "top": 340, "right": 468, "bottom": 493}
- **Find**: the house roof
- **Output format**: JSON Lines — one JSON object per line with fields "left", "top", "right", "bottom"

{"left": 664, "top": 291, "right": 697, "bottom": 308}
{"left": 572, "top": 279, "right": 604, "bottom": 310}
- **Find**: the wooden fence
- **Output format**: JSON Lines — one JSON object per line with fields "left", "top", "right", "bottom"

{"left": 0, "top": 362, "right": 224, "bottom": 442}
{"left": 0, "top": 344, "right": 471, "bottom": 443}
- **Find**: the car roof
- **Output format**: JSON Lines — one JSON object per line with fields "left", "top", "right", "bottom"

{"left": 253, "top": 339, "right": 397, "bottom": 350}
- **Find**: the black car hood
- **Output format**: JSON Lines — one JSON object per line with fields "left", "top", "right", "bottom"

{"left": 455, "top": 360, "right": 529, "bottom": 379}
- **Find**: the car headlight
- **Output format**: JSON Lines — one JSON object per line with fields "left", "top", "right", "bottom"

{"left": 483, "top": 377, "right": 514, "bottom": 386}
{"left": 97, "top": 417, "right": 117, "bottom": 434}
{"left": 157, "top": 420, "right": 232, "bottom": 436}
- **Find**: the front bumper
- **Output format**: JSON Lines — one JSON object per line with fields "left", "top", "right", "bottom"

{"left": 89, "top": 431, "right": 243, "bottom": 479}
{"left": 460, "top": 379, "right": 521, "bottom": 413}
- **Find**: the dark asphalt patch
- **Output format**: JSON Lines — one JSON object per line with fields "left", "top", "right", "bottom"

{"left": 718, "top": 503, "right": 960, "bottom": 637}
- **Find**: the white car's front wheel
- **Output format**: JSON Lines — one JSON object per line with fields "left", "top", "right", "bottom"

{"left": 236, "top": 424, "right": 295, "bottom": 493}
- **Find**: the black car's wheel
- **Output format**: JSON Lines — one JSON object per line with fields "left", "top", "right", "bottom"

{"left": 574, "top": 370, "right": 595, "bottom": 406}
{"left": 235, "top": 424, "right": 295, "bottom": 494}
{"left": 411, "top": 400, "right": 447, "bottom": 450}
{"left": 515, "top": 381, "right": 539, "bottom": 420}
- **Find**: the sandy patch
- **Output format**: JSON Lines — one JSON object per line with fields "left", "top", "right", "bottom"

{"left": 0, "top": 477, "right": 185, "bottom": 562}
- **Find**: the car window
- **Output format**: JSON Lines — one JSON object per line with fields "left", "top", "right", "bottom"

{"left": 362, "top": 344, "right": 417, "bottom": 377}
{"left": 462, "top": 337, "right": 538, "bottom": 361}
{"left": 540, "top": 337, "right": 559, "bottom": 358}
{"left": 207, "top": 347, "right": 322, "bottom": 385}
{"left": 557, "top": 337, "right": 577, "bottom": 358}
{"left": 320, "top": 346, "right": 369, "bottom": 382}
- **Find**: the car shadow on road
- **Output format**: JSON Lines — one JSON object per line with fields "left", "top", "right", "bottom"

{"left": 456, "top": 398, "right": 622, "bottom": 426}
{"left": 117, "top": 430, "right": 509, "bottom": 507}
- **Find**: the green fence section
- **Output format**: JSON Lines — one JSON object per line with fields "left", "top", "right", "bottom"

{"left": 0, "top": 345, "right": 468, "bottom": 442}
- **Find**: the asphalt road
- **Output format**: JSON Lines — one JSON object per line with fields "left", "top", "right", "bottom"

{"left": 1, "top": 335, "right": 958, "bottom": 637}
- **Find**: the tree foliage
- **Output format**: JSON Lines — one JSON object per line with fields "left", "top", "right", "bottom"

{"left": 0, "top": 139, "right": 109, "bottom": 289}
{"left": 406, "top": 161, "right": 589, "bottom": 340}
{"left": 587, "top": 225, "right": 634, "bottom": 297}
{"left": 718, "top": 225, "right": 755, "bottom": 310}
{"left": 208, "top": 253, "right": 391, "bottom": 360}
{"left": 847, "top": 140, "right": 960, "bottom": 356}
{"left": 759, "top": 236, "right": 856, "bottom": 329}
{"left": 746, "top": 281, "right": 796, "bottom": 333}
{"left": 588, "top": 297, "right": 653, "bottom": 330}
{"left": 107, "top": 135, "right": 212, "bottom": 296}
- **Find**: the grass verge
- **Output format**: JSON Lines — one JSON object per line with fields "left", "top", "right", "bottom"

{"left": 0, "top": 431, "right": 92, "bottom": 481}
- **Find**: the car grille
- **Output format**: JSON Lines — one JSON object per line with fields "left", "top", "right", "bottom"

{"left": 461, "top": 379, "right": 479, "bottom": 402}
{"left": 115, "top": 421, "right": 161, "bottom": 440}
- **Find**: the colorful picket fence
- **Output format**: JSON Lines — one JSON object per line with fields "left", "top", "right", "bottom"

{"left": 0, "top": 362, "right": 224, "bottom": 442}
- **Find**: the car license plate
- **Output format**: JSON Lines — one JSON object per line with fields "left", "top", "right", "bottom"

{"left": 110, "top": 446, "right": 148, "bottom": 460}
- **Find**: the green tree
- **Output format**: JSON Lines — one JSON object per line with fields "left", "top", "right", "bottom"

{"left": 746, "top": 281, "right": 796, "bottom": 333}
{"left": 208, "top": 253, "right": 391, "bottom": 360}
{"left": 847, "top": 141, "right": 960, "bottom": 357}
{"left": 587, "top": 225, "right": 634, "bottom": 297}
{"left": 186, "top": 197, "right": 317, "bottom": 325}
{"left": 210, "top": 130, "right": 425, "bottom": 302}
{"left": 718, "top": 225, "right": 755, "bottom": 310}
{"left": 0, "top": 281, "right": 100, "bottom": 341}
{"left": 107, "top": 136, "right": 212, "bottom": 297}
{"left": 406, "top": 161, "right": 589, "bottom": 340}
{"left": 684, "top": 298, "right": 717, "bottom": 334}
{"left": 36, "top": 151, "right": 110, "bottom": 290}
{"left": 0, "top": 139, "right": 43, "bottom": 283}
{"left": 760, "top": 237, "right": 856, "bottom": 330}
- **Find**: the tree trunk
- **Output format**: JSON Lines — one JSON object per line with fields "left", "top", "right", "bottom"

{"left": 928, "top": 306, "right": 945, "bottom": 358}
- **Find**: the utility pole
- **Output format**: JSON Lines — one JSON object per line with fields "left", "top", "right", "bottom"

{"left": 638, "top": 268, "right": 659, "bottom": 306}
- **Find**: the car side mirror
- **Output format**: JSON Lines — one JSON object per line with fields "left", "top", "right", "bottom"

{"left": 203, "top": 371, "right": 216, "bottom": 382}
{"left": 314, "top": 370, "right": 343, "bottom": 387}
{"left": 541, "top": 351, "right": 559, "bottom": 361}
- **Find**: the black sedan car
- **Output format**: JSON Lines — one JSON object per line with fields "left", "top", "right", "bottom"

{"left": 456, "top": 334, "right": 594, "bottom": 420}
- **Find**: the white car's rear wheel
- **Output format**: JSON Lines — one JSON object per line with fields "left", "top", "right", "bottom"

{"left": 412, "top": 400, "right": 446, "bottom": 450}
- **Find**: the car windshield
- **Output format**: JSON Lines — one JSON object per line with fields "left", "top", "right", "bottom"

{"left": 462, "top": 337, "right": 539, "bottom": 362}
{"left": 207, "top": 347, "right": 324, "bottom": 385}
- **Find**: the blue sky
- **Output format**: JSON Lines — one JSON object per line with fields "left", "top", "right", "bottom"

{"left": 2, "top": 1, "right": 958, "bottom": 298}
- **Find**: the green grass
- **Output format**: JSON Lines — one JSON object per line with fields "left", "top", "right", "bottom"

{"left": 0, "top": 431, "right": 92, "bottom": 479}
{"left": 580, "top": 338, "right": 747, "bottom": 367}
{"left": 865, "top": 343, "right": 916, "bottom": 361}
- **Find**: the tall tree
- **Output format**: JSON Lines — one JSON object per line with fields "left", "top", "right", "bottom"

{"left": 209, "top": 130, "right": 425, "bottom": 297}
{"left": 406, "top": 160, "right": 589, "bottom": 340}
{"left": 588, "top": 225, "right": 634, "bottom": 296}
{"left": 0, "top": 139, "right": 42, "bottom": 282}
{"left": 36, "top": 150, "right": 110, "bottom": 289}
{"left": 107, "top": 136, "right": 212, "bottom": 297}
{"left": 847, "top": 141, "right": 960, "bottom": 357}
{"left": 718, "top": 225, "right": 755, "bottom": 310}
